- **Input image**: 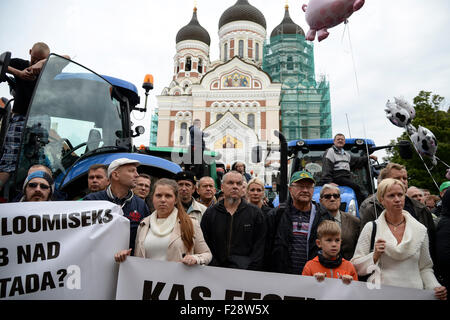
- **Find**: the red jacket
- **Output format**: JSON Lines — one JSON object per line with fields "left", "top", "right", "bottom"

{"left": 302, "top": 256, "right": 358, "bottom": 280}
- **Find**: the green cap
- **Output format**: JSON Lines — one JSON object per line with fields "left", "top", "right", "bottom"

{"left": 289, "top": 171, "right": 315, "bottom": 185}
{"left": 440, "top": 181, "right": 450, "bottom": 192}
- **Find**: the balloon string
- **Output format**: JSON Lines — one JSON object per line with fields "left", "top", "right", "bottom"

{"left": 347, "top": 23, "right": 360, "bottom": 96}
{"left": 345, "top": 23, "right": 374, "bottom": 213}
{"left": 341, "top": 21, "right": 348, "bottom": 45}
{"left": 406, "top": 131, "right": 440, "bottom": 192}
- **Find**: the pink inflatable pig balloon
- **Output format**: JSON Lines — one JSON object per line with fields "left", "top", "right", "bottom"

{"left": 302, "top": 0, "right": 365, "bottom": 41}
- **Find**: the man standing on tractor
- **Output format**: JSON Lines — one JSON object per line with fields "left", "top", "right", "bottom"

{"left": 319, "top": 133, "right": 377, "bottom": 208}
{"left": 0, "top": 43, "right": 51, "bottom": 193}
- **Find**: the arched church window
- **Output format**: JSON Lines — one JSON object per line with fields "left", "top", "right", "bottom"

{"left": 186, "top": 57, "right": 192, "bottom": 72}
{"left": 198, "top": 58, "right": 203, "bottom": 73}
{"left": 180, "top": 122, "right": 187, "bottom": 145}
{"left": 224, "top": 43, "right": 228, "bottom": 61}
{"left": 238, "top": 40, "right": 244, "bottom": 58}
{"left": 255, "top": 43, "right": 260, "bottom": 61}
{"left": 247, "top": 114, "right": 255, "bottom": 129}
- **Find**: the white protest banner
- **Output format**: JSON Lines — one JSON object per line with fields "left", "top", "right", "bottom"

{"left": 0, "top": 201, "right": 129, "bottom": 300}
{"left": 116, "top": 257, "right": 435, "bottom": 300}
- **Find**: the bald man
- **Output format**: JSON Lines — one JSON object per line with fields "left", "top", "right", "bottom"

{"left": 407, "top": 186, "right": 424, "bottom": 203}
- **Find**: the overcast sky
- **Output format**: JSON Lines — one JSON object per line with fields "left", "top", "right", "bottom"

{"left": 1, "top": 0, "right": 449, "bottom": 160}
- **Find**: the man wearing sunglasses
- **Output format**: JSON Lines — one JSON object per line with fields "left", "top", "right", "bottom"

{"left": 20, "top": 171, "right": 53, "bottom": 202}
{"left": 319, "top": 184, "right": 360, "bottom": 260}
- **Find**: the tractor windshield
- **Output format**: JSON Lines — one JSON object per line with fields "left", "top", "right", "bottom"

{"left": 17, "top": 54, "right": 124, "bottom": 183}
{"left": 294, "top": 148, "right": 373, "bottom": 199}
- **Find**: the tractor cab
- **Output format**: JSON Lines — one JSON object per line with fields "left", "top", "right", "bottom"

{"left": 0, "top": 53, "right": 178, "bottom": 200}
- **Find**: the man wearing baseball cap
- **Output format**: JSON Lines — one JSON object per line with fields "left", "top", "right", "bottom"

{"left": 174, "top": 171, "right": 207, "bottom": 222}
{"left": 20, "top": 170, "right": 53, "bottom": 202}
{"left": 266, "top": 170, "right": 332, "bottom": 274}
{"left": 84, "top": 158, "right": 150, "bottom": 254}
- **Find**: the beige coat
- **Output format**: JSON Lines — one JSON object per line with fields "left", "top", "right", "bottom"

{"left": 134, "top": 213, "right": 212, "bottom": 265}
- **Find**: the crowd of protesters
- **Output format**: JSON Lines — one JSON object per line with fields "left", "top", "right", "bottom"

{"left": 1, "top": 44, "right": 448, "bottom": 300}
{"left": 2, "top": 152, "right": 449, "bottom": 300}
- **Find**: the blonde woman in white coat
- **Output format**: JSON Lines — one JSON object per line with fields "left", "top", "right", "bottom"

{"left": 352, "top": 178, "right": 446, "bottom": 300}
{"left": 115, "top": 178, "right": 212, "bottom": 266}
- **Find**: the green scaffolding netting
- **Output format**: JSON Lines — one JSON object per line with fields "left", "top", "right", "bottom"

{"left": 263, "top": 34, "right": 332, "bottom": 140}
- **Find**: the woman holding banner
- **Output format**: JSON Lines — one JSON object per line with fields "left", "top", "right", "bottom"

{"left": 114, "top": 178, "right": 212, "bottom": 266}
{"left": 351, "top": 178, "right": 446, "bottom": 300}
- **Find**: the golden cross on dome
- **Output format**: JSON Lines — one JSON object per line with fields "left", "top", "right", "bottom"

{"left": 285, "top": 0, "right": 289, "bottom": 9}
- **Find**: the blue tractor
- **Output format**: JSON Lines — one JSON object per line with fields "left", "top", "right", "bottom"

{"left": 0, "top": 52, "right": 181, "bottom": 201}
{"left": 254, "top": 131, "right": 410, "bottom": 217}
{"left": 285, "top": 138, "right": 379, "bottom": 217}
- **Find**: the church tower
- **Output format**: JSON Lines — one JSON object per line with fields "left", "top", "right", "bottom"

{"left": 218, "top": 0, "right": 266, "bottom": 67}
{"left": 263, "top": 3, "right": 332, "bottom": 140}
{"left": 168, "top": 6, "right": 211, "bottom": 95}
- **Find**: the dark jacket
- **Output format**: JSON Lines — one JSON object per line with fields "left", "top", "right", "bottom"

{"left": 319, "top": 146, "right": 368, "bottom": 185}
{"left": 83, "top": 188, "right": 150, "bottom": 254}
{"left": 266, "top": 199, "right": 333, "bottom": 274}
{"left": 359, "top": 193, "right": 437, "bottom": 264}
{"left": 435, "top": 190, "right": 450, "bottom": 288}
{"left": 200, "top": 199, "right": 267, "bottom": 271}
{"left": 189, "top": 125, "right": 206, "bottom": 150}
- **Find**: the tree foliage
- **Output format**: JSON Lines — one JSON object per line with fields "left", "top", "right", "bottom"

{"left": 386, "top": 91, "right": 450, "bottom": 194}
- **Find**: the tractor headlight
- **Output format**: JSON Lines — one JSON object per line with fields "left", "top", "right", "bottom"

{"left": 296, "top": 140, "right": 305, "bottom": 147}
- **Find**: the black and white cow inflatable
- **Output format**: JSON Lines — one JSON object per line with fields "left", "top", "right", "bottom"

{"left": 411, "top": 126, "right": 438, "bottom": 165}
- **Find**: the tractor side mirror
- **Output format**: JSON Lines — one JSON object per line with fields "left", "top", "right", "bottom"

{"left": 132, "top": 125, "right": 145, "bottom": 138}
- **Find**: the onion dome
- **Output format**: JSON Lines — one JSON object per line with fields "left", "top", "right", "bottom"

{"left": 270, "top": 5, "right": 305, "bottom": 38}
{"left": 219, "top": 0, "right": 266, "bottom": 29}
{"left": 176, "top": 7, "right": 211, "bottom": 46}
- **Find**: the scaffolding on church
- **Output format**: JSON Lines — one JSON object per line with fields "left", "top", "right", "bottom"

{"left": 263, "top": 33, "right": 332, "bottom": 141}
{"left": 149, "top": 110, "right": 159, "bottom": 147}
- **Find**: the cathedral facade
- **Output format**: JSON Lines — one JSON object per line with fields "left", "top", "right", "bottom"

{"left": 155, "top": 0, "right": 331, "bottom": 178}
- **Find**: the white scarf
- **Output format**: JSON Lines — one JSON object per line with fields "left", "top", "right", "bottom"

{"left": 150, "top": 207, "right": 178, "bottom": 237}
{"left": 376, "top": 210, "right": 427, "bottom": 261}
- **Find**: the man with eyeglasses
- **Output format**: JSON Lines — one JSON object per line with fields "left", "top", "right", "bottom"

{"left": 20, "top": 171, "right": 53, "bottom": 202}
{"left": 133, "top": 173, "right": 153, "bottom": 212}
{"left": 133, "top": 174, "right": 151, "bottom": 200}
{"left": 319, "top": 184, "right": 360, "bottom": 260}
{"left": 267, "top": 171, "right": 333, "bottom": 274}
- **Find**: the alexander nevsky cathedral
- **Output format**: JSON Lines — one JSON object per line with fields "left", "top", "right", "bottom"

{"left": 154, "top": 0, "right": 332, "bottom": 178}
